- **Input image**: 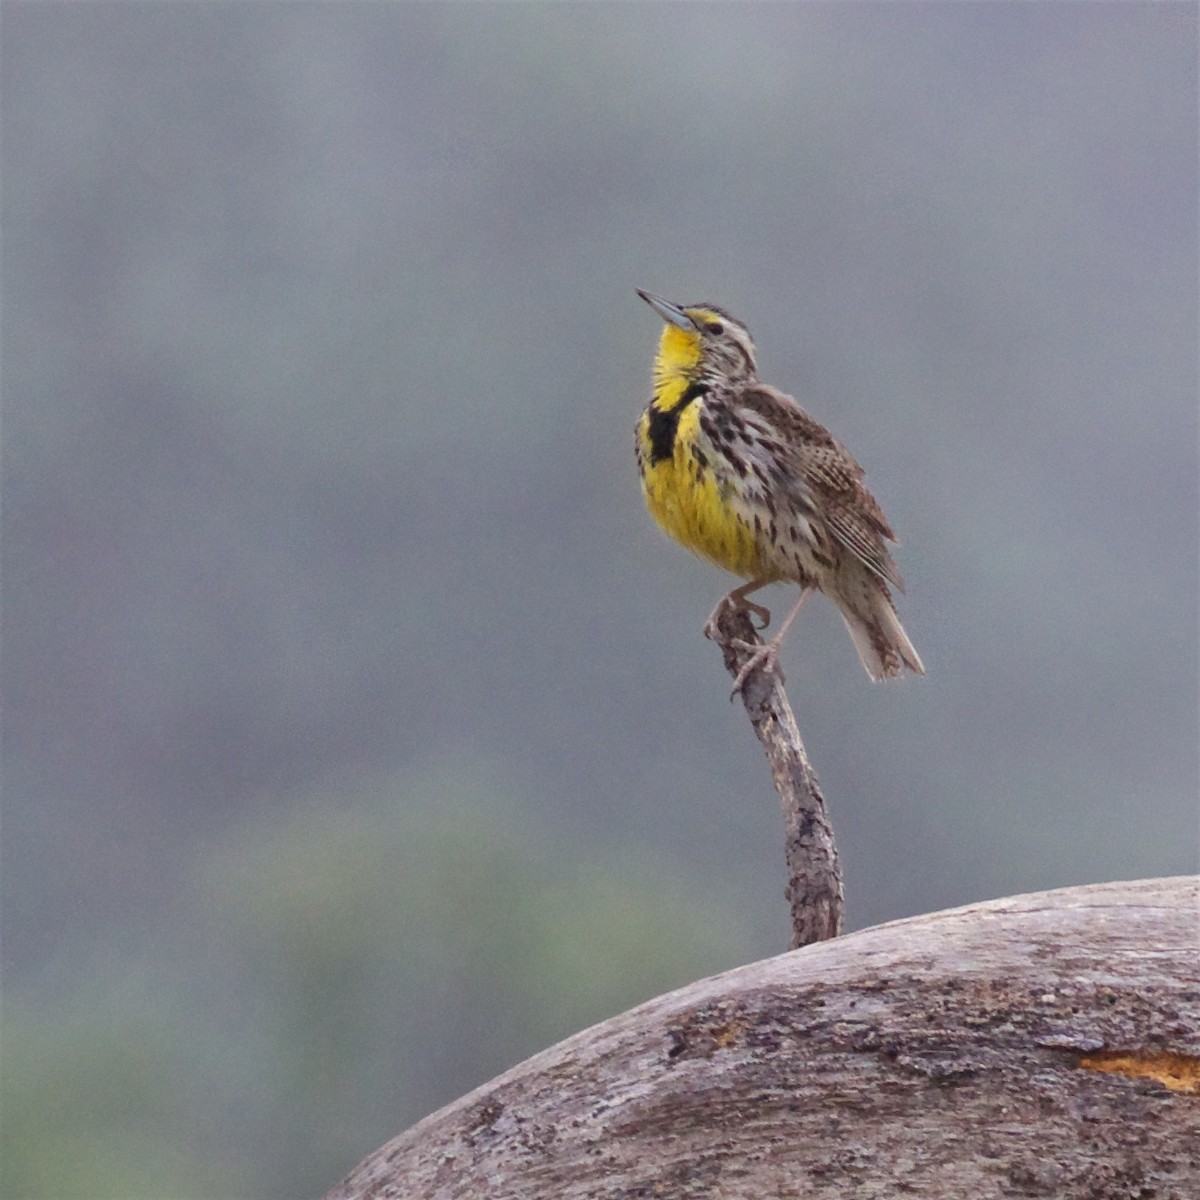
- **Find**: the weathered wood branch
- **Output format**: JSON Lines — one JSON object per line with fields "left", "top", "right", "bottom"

{"left": 705, "top": 599, "right": 842, "bottom": 947}
{"left": 326, "top": 877, "right": 1200, "bottom": 1200}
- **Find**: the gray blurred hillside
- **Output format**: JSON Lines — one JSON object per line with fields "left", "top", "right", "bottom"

{"left": 2, "top": 4, "right": 1196, "bottom": 1198}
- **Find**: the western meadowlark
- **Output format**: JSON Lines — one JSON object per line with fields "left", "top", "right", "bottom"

{"left": 634, "top": 289, "right": 924, "bottom": 687}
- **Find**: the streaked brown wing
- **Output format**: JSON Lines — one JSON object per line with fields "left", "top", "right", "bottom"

{"left": 737, "top": 384, "right": 905, "bottom": 590}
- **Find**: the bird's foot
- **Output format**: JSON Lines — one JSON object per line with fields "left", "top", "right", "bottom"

{"left": 742, "top": 599, "right": 771, "bottom": 630}
{"left": 703, "top": 592, "right": 771, "bottom": 641}
{"left": 728, "top": 637, "right": 784, "bottom": 701}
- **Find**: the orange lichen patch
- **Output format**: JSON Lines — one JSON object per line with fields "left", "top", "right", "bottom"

{"left": 1079, "top": 1050, "right": 1200, "bottom": 1094}
{"left": 711, "top": 1021, "right": 743, "bottom": 1050}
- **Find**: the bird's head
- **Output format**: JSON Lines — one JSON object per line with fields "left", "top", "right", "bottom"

{"left": 637, "top": 290, "right": 758, "bottom": 385}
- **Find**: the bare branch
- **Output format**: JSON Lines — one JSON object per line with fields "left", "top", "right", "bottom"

{"left": 705, "top": 599, "right": 842, "bottom": 947}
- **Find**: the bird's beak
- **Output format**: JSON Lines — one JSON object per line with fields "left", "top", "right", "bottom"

{"left": 636, "top": 289, "right": 696, "bottom": 331}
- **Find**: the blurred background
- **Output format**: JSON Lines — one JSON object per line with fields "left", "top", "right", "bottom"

{"left": 3, "top": 3, "right": 1196, "bottom": 1196}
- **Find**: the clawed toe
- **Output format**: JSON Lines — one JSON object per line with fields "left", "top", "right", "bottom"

{"left": 704, "top": 591, "right": 772, "bottom": 641}
{"left": 743, "top": 600, "right": 770, "bottom": 630}
{"left": 729, "top": 641, "right": 784, "bottom": 701}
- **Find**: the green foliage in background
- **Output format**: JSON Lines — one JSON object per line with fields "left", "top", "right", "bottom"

{"left": 2, "top": 768, "right": 750, "bottom": 1198}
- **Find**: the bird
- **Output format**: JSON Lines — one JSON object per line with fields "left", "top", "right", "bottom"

{"left": 633, "top": 289, "right": 924, "bottom": 690}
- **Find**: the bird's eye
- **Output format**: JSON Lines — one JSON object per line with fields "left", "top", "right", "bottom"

{"left": 705, "top": 321, "right": 724, "bottom": 335}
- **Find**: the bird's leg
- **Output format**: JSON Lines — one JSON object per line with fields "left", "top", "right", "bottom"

{"left": 728, "top": 587, "right": 813, "bottom": 699}
{"left": 703, "top": 580, "right": 771, "bottom": 640}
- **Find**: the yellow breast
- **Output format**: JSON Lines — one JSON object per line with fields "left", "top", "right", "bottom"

{"left": 637, "top": 400, "right": 773, "bottom": 581}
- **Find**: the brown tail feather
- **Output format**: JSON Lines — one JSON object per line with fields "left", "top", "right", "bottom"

{"left": 836, "top": 575, "right": 924, "bottom": 682}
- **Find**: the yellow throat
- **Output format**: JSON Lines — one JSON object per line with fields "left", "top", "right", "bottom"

{"left": 652, "top": 322, "right": 704, "bottom": 394}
